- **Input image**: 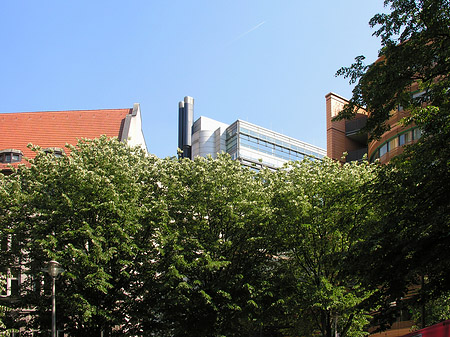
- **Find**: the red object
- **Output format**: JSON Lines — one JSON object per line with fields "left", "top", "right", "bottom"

{"left": 0, "top": 108, "right": 132, "bottom": 171}
{"left": 401, "top": 320, "right": 450, "bottom": 337}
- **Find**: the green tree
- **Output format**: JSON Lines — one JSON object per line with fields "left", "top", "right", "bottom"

{"left": 130, "top": 154, "right": 282, "bottom": 337}
{"left": 0, "top": 137, "right": 158, "bottom": 336}
{"left": 349, "top": 113, "right": 450, "bottom": 330}
{"left": 1, "top": 140, "right": 289, "bottom": 336}
{"left": 334, "top": 0, "right": 450, "bottom": 330}
{"left": 270, "top": 158, "right": 379, "bottom": 337}
{"left": 335, "top": 0, "right": 450, "bottom": 139}
{"left": 0, "top": 272, "right": 8, "bottom": 331}
{"left": 0, "top": 168, "right": 27, "bottom": 332}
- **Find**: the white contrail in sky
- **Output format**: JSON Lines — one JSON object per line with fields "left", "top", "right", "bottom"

{"left": 229, "top": 21, "right": 266, "bottom": 44}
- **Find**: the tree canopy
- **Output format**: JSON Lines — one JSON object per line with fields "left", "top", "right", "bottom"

{"left": 0, "top": 137, "right": 381, "bottom": 336}
{"left": 0, "top": 137, "right": 156, "bottom": 335}
{"left": 335, "top": 0, "right": 450, "bottom": 330}
{"left": 336, "top": 0, "right": 450, "bottom": 139}
{"left": 2, "top": 2, "right": 448, "bottom": 335}
{"left": 348, "top": 109, "right": 450, "bottom": 330}
{"left": 127, "top": 154, "right": 280, "bottom": 336}
{"left": 270, "top": 158, "right": 379, "bottom": 337}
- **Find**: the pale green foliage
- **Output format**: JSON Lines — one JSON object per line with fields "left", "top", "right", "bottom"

{"left": 1, "top": 137, "right": 157, "bottom": 335}
{"left": 271, "top": 158, "right": 379, "bottom": 337}
{"left": 130, "top": 154, "right": 279, "bottom": 336}
{"left": 0, "top": 138, "right": 379, "bottom": 336}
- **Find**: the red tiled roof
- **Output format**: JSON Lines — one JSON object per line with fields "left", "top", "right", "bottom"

{"left": 0, "top": 108, "right": 132, "bottom": 170}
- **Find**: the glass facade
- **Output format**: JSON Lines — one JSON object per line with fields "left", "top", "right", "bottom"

{"left": 225, "top": 120, "right": 326, "bottom": 169}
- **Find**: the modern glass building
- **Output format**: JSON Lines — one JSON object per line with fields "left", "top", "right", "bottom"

{"left": 178, "top": 96, "right": 326, "bottom": 169}
{"left": 188, "top": 116, "right": 326, "bottom": 170}
{"left": 224, "top": 119, "right": 326, "bottom": 169}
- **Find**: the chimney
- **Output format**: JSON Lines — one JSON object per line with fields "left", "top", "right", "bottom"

{"left": 178, "top": 96, "right": 194, "bottom": 159}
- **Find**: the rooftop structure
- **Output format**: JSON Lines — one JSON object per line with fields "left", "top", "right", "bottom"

{"left": 178, "top": 96, "right": 326, "bottom": 169}
{"left": 0, "top": 103, "right": 147, "bottom": 173}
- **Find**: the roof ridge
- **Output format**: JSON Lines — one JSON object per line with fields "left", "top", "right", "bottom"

{"left": 0, "top": 108, "right": 132, "bottom": 115}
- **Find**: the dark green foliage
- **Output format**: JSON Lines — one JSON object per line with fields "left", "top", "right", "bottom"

{"left": 348, "top": 109, "right": 450, "bottom": 330}
{"left": 335, "top": 0, "right": 450, "bottom": 139}
{"left": 335, "top": 0, "right": 450, "bottom": 330}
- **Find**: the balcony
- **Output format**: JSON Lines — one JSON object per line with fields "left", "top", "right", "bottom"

{"left": 346, "top": 147, "right": 368, "bottom": 162}
{"left": 345, "top": 116, "right": 368, "bottom": 145}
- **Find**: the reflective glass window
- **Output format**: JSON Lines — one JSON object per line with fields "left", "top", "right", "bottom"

{"left": 379, "top": 143, "right": 388, "bottom": 157}
{"left": 399, "top": 131, "right": 412, "bottom": 146}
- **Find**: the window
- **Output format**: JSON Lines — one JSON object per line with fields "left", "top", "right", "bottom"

{"left": 412, "top": 90, "right": 427, "bottom": 103}
{"left": 43, "top": 147, "right": 65, "bottom": 157}
{"left": 399, "top": 131, "right": 412, "bottom": 146}
{"left": 389, "top": 138, "right": 398, "bottom": 151}
{"left": 292, "top": 152, "right": 304, "bottom": 161}
{"left": 379, "top": 143, "right": 388, "bottom": 157}
{"left": 240, "top": 136, "right": 258, "bottom": 151}
{"left": 1, "top": 268, "right": 20, "bottom": 297}
{"left": 226, "top": 135, "right": 237, "bottom": 152}
{"left": 371, "top": 150, "right": 380, "bottom": 162}
{"left": 0, "top": 149, "right": 23, "bottom": 163}
{"left": 226, "top": 124, "right": 237, "bottom": 139}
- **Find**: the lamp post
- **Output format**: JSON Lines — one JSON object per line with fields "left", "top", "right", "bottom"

{"left": 46, "top": 260, "right": 64, "bottom": 337}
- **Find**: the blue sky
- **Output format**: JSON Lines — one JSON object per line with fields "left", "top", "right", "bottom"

{"left": 0, "top": 1, "right": 386, "bottom": 158}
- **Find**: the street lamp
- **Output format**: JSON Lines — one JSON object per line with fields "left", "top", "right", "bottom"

{"left": 46, "top": 260, "right": 64, "bottom": 337}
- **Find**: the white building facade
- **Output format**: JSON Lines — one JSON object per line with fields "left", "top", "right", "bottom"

{"left": 191, "top": 117, "right": 326, "bottom": 169}
{"left": 178, "top": 96, "right": 326, "bottom": 169}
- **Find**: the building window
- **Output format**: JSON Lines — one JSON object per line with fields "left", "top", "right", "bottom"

{"left": 398, "top": 132, "right": 409, "bottom": 146}
{"left": 226, "top": 134, "right": 237, "bottom": 152}
{"left": 379, "top": 143, "right": 389, "bottom": 157}
{"left": 371, "top": 127, "right": 422, "bottom": 162}
{"left": 9, "top": 269, "right": 20, "bottom": 296}
{"left": 389, "top": 137, "right": 398, "bottom": 151}
{"left": 1, "top": 268, "right": 20, "bottom": 297}
{"left": 371, "top": 150, "right": 380, "bottom": 161}
{"left": 43, "top": 147, "right": 65, "bottom": 157}
{"left": 0, "top": 149, "right": 23, "bottom": 163}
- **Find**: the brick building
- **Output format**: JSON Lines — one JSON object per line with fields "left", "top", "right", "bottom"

{"left": 325, "top": 91, "right": 422, "bottom": 164}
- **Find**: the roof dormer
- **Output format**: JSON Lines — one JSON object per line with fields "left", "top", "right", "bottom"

{"left": 0, "top": 149, "right": 23, "bottom": 163}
